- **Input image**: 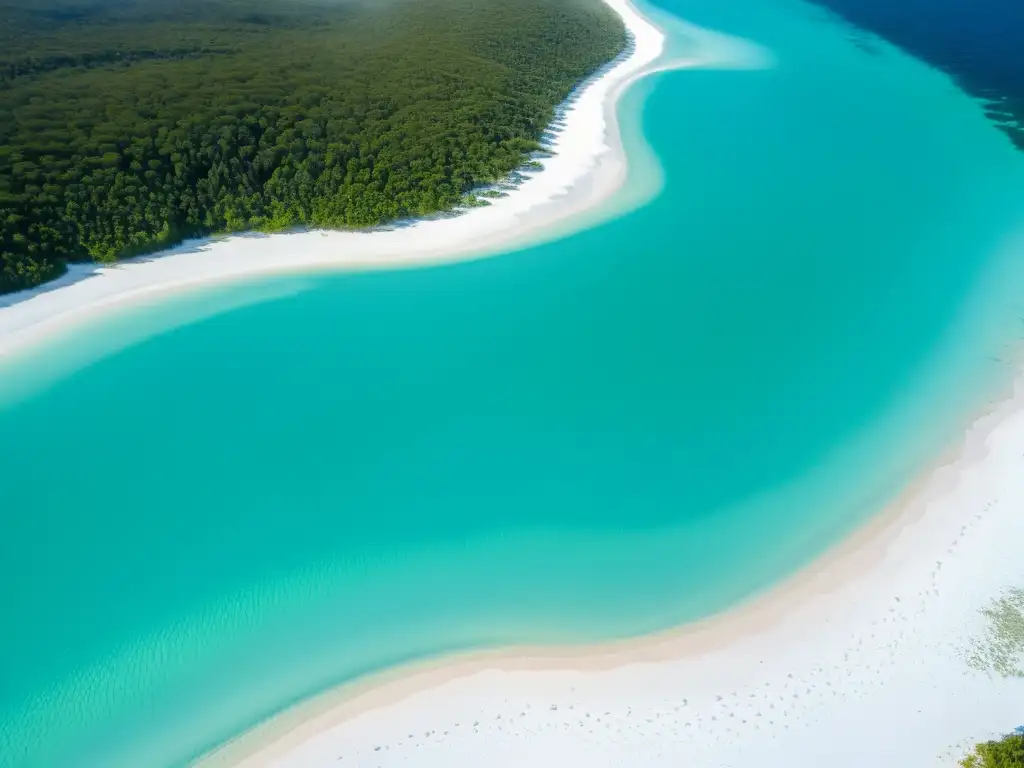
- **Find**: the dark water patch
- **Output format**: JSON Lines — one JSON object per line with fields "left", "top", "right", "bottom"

{"left": 808, "top": 0, "right": 1024, "bottom": 150}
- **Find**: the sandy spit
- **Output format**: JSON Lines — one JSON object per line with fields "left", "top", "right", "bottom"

{"left": 0, "top": 0, "right": 724, "bottom": 363}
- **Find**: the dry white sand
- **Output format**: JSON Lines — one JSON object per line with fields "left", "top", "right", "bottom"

{"left": 200, "top": 377, "right": 1024, "bottom": 768}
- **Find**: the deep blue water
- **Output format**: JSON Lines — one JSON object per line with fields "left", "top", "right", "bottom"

{"left": 811, "top": 0, "right": 1024, "bottom": 148}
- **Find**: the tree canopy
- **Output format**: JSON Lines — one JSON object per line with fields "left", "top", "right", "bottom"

{"left": 961, "top": 730, "right": 1024, "bottom": 768}
{"left": 0, "top": 0, "right": 625, "bottom": 294}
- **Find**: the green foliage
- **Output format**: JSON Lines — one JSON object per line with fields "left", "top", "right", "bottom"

{"left": 0, "top": 0, "right": 625, "bottom": 294}
{"left": 961, "top": 732, "right": 1024, "bottom": 768}
{"left": 967, "top": 587, "right": 1024, "bottom": 678}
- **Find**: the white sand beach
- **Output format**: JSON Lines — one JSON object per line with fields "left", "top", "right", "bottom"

{"left": 197, "top": 376, "right": 1024, "bottom": 768}
{"left": 0, "top": 0, "right": 687, "bottom": 364}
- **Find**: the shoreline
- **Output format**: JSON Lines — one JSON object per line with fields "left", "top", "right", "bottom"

{"left": 0, "top": 0, "right": 682, "bottom": 366}
{"left": 197, "top": 362, "right": 1024, "bottom": 768}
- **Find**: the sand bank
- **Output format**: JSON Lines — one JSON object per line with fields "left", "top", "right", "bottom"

{"left": 195, "top": 376, "right": 1024, "bottom": 768}
{"left": 0, "top": 0, "right": 756, "bottom": 364}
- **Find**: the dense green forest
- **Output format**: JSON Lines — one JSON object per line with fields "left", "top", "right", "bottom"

{"left": 0, "top": 0, "right": 625, "bottom": 294}
{"left": 961, "top": 730, "right": 1024, "bottom": 767}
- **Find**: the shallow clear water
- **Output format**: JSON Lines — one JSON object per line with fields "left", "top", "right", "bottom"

{"left": 2, "top": 0, "right": 1024, "bottom": 764}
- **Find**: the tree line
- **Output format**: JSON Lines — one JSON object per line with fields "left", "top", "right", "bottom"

{"left": 961, "top": 728, "right": 1024, "bottom": 767}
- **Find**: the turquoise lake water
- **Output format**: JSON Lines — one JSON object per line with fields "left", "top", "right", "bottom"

{"left": 3, "top": 0, "right": 1024, "bottom": 764}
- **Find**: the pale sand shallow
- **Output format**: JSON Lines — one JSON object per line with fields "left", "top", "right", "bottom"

{"left": 197, "top": 375, "right": 1024, "bottom": 768}
{"left": 0, "top": 0, "right": 766, "bottom": 366}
